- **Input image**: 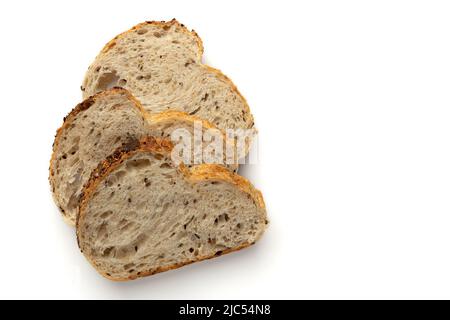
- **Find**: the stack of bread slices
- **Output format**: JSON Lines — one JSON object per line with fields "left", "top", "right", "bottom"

{"left": 50, "top": 19, "right": 268, "bottom": 281}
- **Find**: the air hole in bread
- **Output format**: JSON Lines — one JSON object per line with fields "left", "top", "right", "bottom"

{"left": 160, "top": 162, "right": 171, "bottom": 169}
{"left": 213, "top": 213, "right": 229, "bottom": 226}
{"left": 99, "top": 211, "right": 113, "bottom": 220}
{"left": 68, "top": 144, "right": 78, "bottom": 155}
{"left": 115, "top": 247, "right": 134, "bottom": 259}
{"left": 124, "top": 263, "right": 135, "bottom": 270}
{"left": 114, "top": 170, "right": 127, "bottom": 180}
{"left": 96, "top": 71, "right": 120, "bottom": 92}
{"left": 97, "top": 223, "right": 108, "bottom": 239}
{"left": 102, "top": 246, "right": 115, "bottom": 257}
{"left": 137, "top": 28, "right": 148, "bottom": 35}
{"left": 126, "top": 158, "right": 151, "bottom": 169}
{"left": 117, "top": 218, "right": 128, "bottom": 228}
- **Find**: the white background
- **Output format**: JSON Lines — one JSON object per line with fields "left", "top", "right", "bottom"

{"left": 1, "top": 0, "right": 450, "bottom": 299}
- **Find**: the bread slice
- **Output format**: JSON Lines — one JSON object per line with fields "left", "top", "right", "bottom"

{"left": 82, "top": 19, "right": 254, "bottom": 132}
{"left": 50, "top": 89, "right": 148, "bottom": 225}
{"left": 50, "top": 88, "right": 237, "bottom": 225}
{"left": 76, "top": 137, "right": 267, "bottom": 281}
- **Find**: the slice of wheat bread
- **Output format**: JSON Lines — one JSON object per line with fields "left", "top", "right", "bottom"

{"left": 50, "top": 88, "right": 149, "bottom": 225}
{"left": 76, "top": 136, "right": 267, "bottom": 281}
{"left": 50, "top": 88, "right": 238, "bottom": 225}
{"left": 82, "top": 19, "right": 255, "bottom": 131}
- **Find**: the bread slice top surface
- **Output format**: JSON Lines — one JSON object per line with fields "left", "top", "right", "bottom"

{"left": 77, "top": 136, "right": 267, "bottom": 281}
{"left": 82, "top": 19, "right": 254, "bottom": 132}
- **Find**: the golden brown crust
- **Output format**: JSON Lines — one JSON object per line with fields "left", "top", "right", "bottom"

{"left": 100, "top": 19, "right": 204, "bottom": 59}
{"left": 76, "top": 136, "right": 266, "bottom": 280}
